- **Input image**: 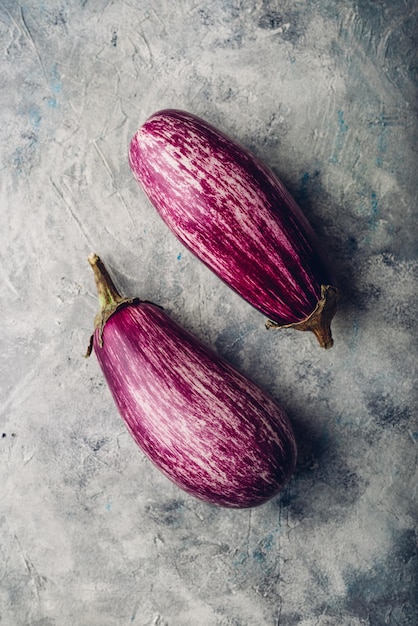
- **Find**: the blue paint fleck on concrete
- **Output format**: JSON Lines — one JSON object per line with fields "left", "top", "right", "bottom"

{"left": 47, "top": 64, "right": 63, "bottom": 108}
{"left": 299, "top": 171, "right": 311, "bottom": 201}
{"left": 298, "top": 170, "right": 321, "bottom": 206}
{"left": 370, "top": 192, "right": 378, "bottom": 215}
{"left": 330, "top": 110, "right": 348, "bottom": 163}
{"left": 337, "top": 110, "right": 348, "bottom": 134}
{"left": 369, "top": 112, "right": 390, "bottom": 167}
{"left": 50, "top": 64, "right": 63, "bottom": 94}
{"left": 253, "top": 533, "right": 275, "bottom": 563}
{"left": 29, "top": 107, "right": 41, "bottom": 129}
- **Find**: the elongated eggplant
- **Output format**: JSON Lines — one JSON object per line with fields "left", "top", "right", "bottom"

{"left": 129, "top": 109, "right": 338, "bottom": 348}
{"left": 87, "top": 254, "right": 296, "bottom": 508}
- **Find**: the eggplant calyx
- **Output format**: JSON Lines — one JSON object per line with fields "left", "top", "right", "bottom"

{"left": 86, "top": 253, "right": 140, "bottom": 355}
{"left": 266, "top": 284, "right": 338, "bottom": 349}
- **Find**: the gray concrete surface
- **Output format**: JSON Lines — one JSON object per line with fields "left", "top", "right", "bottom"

{"left": 1, "top": 1, "right": 417, "bottom": 624}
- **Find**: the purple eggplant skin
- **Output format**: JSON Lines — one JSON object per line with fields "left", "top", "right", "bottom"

{"left": 87, "top": 254, "right": 297, "bottom": 509}
{"left": 129, "top": 109, "right": 338, "bottom": 348}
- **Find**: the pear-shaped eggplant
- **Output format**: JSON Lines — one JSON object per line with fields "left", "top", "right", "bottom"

{"left": 129, "top": 109, "right": 338, "bottom": 348}
{"left": 87, "top": 254, "right": 296, "bottom": 508}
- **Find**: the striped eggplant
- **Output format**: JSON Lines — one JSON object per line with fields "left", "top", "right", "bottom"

{"left": 87, "top": 254, "right": 296, "bottom": 508}
{"left": 129, "top": 109, "right": 338, "bottom": 348}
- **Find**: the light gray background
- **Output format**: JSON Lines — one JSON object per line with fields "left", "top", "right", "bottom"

{"left": 1, "top": 1, "right": 417, "bottom": 625}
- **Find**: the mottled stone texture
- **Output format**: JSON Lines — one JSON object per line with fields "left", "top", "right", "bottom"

{"left": 0, "top": 1, "right": 417, "bottom": 625}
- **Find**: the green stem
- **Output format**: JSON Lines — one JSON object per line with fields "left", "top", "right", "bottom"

{"left": 86, "top": 254, "right": 134, "bottom": 355}
{"left": 88, "top": 253, "right": 124, "bottom": 311}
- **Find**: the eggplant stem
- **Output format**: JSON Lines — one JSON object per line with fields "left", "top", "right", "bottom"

{"left": 266, "top": 285, "right": 338, "bottom": 349}
{"left": 88, "top": 253, "right": 123, "bottom": 309}
{"left": 87, "top": 253, "right": 137, "bottom": 351}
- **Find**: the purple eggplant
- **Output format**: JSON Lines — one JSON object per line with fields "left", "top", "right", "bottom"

{"left": 87, "top": 254, "right": 296, "bottom": 508}
{"left": 129, "top": 109, "right": 338, "bottom": 348}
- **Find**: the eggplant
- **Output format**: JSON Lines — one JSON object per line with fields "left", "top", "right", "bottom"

{"left": 129, "top": 109, "right": 338, "bottom": 348}
{"left": 87, "top": 254, "right": 296, "bottom": 508}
